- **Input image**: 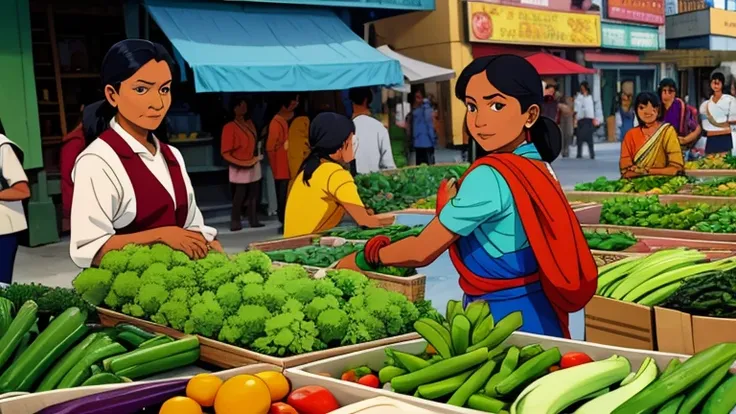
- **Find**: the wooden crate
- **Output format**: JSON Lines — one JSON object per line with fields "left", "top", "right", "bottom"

{"left": 247, "top": 235, "right": 317, "bottom": 252}
{"left": 97, "top": 308, "right": 419, "bottom": 369}
{"left": 591, "top": 251, "right": 642, "bottom": 267}
{"left": 585, "top": 295, "right": 656, "bottom": 351}
{"left": 686, "top": 169, "right": 736, "bottom": 177}
{"left": 362, "top": 270, "right": 425, "bottom": 302}
{"left": 583, "top": 223, "right": 736, "bottom": 243}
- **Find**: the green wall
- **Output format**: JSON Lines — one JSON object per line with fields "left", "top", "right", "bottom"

{"left": 0, "top": 0, "right": 42, "bottom": 169}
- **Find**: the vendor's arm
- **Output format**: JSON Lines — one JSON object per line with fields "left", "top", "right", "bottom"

{"left": 379, "top": 165, "right": 506, "bottom": 268}
{"left": 649, "top": 127, "right": 685, "bottom": 176}
{"left": 329, "top": 168, "right": 391, "bottom": 228}
{"left": 0, "top": 144, "right": 30, "bottom": 201}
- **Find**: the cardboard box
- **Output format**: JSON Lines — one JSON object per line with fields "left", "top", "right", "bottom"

{"left": 287, "top": 332, "right": 691, "bottom": 414}
{"left": 0, "top": 364, "right": 280, "bottom": 414}
{"left": 655, "top": 306, "right": 736, "bottom": 355}
{"left": 585, "top": 295, "right": 656, "bottom": 351}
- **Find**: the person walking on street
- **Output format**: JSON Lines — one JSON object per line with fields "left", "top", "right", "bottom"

{"left": 287, "top": 99, "right": 310, "bottom": 185}
{"left": 699, "top": 72, "right": 736, "bottom": 155}
{"left": 407, "top": 89, "right": 437, "bottom": 165}
{"left": 0, "top": 118, "right": 30, "bottom": 284}
{"left": 349, "top": 87, "right": 396, "bottom": 174}
{"left": 541, "top": 82, "right": 560, "bottom": 121}
{"left": 221, "top": 96, "right": 264, "bottom": 231}
{"left": 574, "top": 82, "right": 598, "bottom": 159}
{"left": 266, "top": 93, "right": 298, "bottom": 231}
{"left": 558, "top": 95, "right": 574, "bottom": 157}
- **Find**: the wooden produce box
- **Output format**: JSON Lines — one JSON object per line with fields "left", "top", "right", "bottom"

{"left": 0, "top": 363, "right": 280, "bottom": 414}
{"left": 655, "top": 307, "right": 736, "bottom": 355}
{"left": 685, "top": 169, "right": 736, "bottom": 177}
{"left": 574, "top": 204, "right": 602, "bottom": 225}
{"left": 583, "top": 223, "right": 736, "bottom": 243}
{"left": 97, "top": 308, "right": 419, "bottom": 369}
{"left": 591, "top": 251, "right": 642, "bottom": 267}
{"left": 585, "top": 295, "right": 656, "bottom": 351}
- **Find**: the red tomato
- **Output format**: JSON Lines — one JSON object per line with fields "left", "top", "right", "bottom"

{"left": 560, "top": 352, "right": 594, "bottom": 369}
{"left": 340, "top": 370, "right": 356, "bottom": 382}
{"left": 287, "top": 386, "right": 340, "bottom": 414}
{"left": 270, "top": 402, "right": 299, "bottom": 414}
{"left": 357, "top": 374, "right": 380, "bottom": 388}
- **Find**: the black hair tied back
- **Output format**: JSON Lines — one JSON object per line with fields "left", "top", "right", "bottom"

{"left": 83, "top": 39, "right": 175, "bottom": 143}
{"left": 299, "top": 112, "right": 355, "bottom": 186}
{"left": 455, "top": 55, "right": 562, "bottom": 163}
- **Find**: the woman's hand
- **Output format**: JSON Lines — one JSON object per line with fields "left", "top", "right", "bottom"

{"left": 208, "top": 240, "right": 225, "bottom": 253}
{"left": 436, "top": 178, "right": 458, "bottom": 215}
{"left": 158, "top": 227, "right": 209, "bottom": 260}
{"left": 364, "top": 235, "right": 391, "bottom": 267}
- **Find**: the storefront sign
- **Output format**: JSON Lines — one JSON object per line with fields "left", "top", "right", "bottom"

{"left": 710, "top": 8, "right": 736, "bottom": 38}
{"left": 226, "top": 0, "right": 434, "bottom": 10}
{"left": 601, "top": 22, "right": 659, "bottom": 50}
{"left": 467, "top": 3, "right": 601, "bottom": 47}
{"left": 470, "top": 0, "right": 601, "bottom": 13}
{"left": 665, "top": 9, "right": 710, "bottom": 39}
{"left": 607, "top": 0, "right": 665, "bottom": 25}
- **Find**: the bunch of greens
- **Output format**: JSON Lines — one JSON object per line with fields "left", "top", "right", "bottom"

{"left": 691, "top": 177, "right": 736, "bottom": 197}
{"left": 584, "top": 230, "right": 637, "bottom": 251}
{"left": 72, "top": 244, "right": 431, "bottom": 357}
{"left": 266, "top": 243, "right": 362, "bottom": 268}
{"left": 600, "top": 196, "right": 736, "bottom": 233}
{"left": 685, "top": 153, "right": 736, "bottom": 170}
{"left": 574, "top": 176, "right": 692, "bottom": 194}
{"left": 0, "top": 283, "right": 95, "bottom": 319}
{"left": 662, "top": 269, "right": 736, "bottom": 318}
{"left": 323, "top": 224, "right": 423, "bottom": 241}
{"left": 355, "top": 164, "right": 469, "bottom": 213}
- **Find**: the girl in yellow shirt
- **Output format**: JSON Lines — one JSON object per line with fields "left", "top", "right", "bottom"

{"left": 284, "top": 112, "right": 394, "bottom": 237}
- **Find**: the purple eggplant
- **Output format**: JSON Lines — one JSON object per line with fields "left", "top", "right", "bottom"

{"left": 38, "top": 378, "right": 187, "bottom": 414}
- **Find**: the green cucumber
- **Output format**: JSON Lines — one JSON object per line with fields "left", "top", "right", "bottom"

{"left": 678, "top": 360, "right": 733, "bottom": 413}
{"left": 660, "top": 359, "right": 681, "bottom": 379}
{"left": 114, "top": 348, "right": 200, "bottom": 379}
{"left": 57, "top": 338, "right": 127, "bottom": 389}
{"left": 116, "top": 331, "right": 147, "bottom": 348}
{"left": 37, "top": 332, "right": 100, "bottom": 392}
{"left": 485, "top": 346, "right": 520, "bottom": 396}
{"left": 117, "top": 324, "right": 157, "bottom": 340}
{"left": 495, "top": 348, "right": 561, "bottom": 396}
{"left": 448, "top": 359, "right": 497, "bottom": 406}
{"left": 109, "top": 336, "right": 199, "bottom": 374}
{"left": 519, "top": 344, "right": 544, "bottom": 362}
{"left": 468, "top": 394, "right": 507, "bottom": 413}
{"left": 138, "top": 335, "right": 173, "bottom": 349}
{"left": 702, "top": 374, "right": 736, "bottom": 414}
{"left": 378, "top": 366, "right": 406, "bottom": 384}
{"left": 0, "top": 301, "right": 37, "bottom": 370}
{"left": 386, "top": 349, "right": 430, "bottom": 372}
{"left": 10, "top": 332, "right": 32, "bottom": 366}
{"left": 81, "top": 373, "right": 124, "bottom": 387}
{"left": 90, "top": 365, "right": 102, "bottom": 375}
{"left": 417, "top": 370, "right": 474, "bottom": 400}
{"left": 656, "top": 395, "right": 685, "bottom": 414}
{"left": 0, "top": 298, "right": 14, "bottom": 336}
{"left": 391, "top": 347, "right": 489, "bottom": 394}
{"left": 467, "top": 312, "right": 522, "bottom": 354}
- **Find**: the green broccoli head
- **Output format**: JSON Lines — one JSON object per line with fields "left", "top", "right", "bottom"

{"left": 171, "top": 250, "right": 190, "bottom": 267}
{"left": 415, "top": 299, "right": 445, "bottom": 324}
{"left": 154, "top": 300, "right": 190, "bottom": 330}
{"left": 327, "top": 269, "right": 369, "bottom": 297}
{"left": 283, "top": 278, "right": 317, "bottom": 304}
{"left": 164, "top": 266, "right": 198, "bottom": 293}
{"left": 317, "top": 308, "right": 349, "bottom": 345}
{"left": 121, "top": 244, "right": 143, "bottom": 255}
{"left": 149, "top": 243, "right": 174, "bottom": 268}
{"left": 127, "top": 249, "right": 155, "bottom": 274}
{"left": 216, "top": 283, "right": 242, "bottom": 315}
{"left": 233, "top": 250, "right": 272, "bottom": 276}
{"left": 136, "top": 283, "right": 169, "bottom": 315}
{"left": 217, "top": 304, "right": 271, "bottom": 346}
{"left": 281, "top": 298, "right": 303, "bottom": 314}
{"left": 191, "top": 252, "right": 231, "bottom": 275}
{"left": 103, "top": 290, "right": 121, "bottom": 309}
{"left": 121, "top": 303, "right": 145, "bottom": 318}
{"left": 250, "top": 311, "right": 325, "bottom": 357}
{"left": 140, "top": 263, "right": 168, "bottom": 286}
{"left": 241, "top": 284, "right": 264, "bottom": 306}
{"left": 266, "top": 265, "right": 309, "bottom": 291}
{"left": 342, "top": 308, "right": 386, "bottom": 345}
{"left": 99, "top": 250, "right": 129, "bottom": 275}
{"left": 201, "top": 263, "right": 238, "bottom": 291}
{"left": 314, "top": 279, "right": 343, "bottom": 298}
{"left": 168, "top": 288, "right": 190, "bottom": 304}
{"left": 72, "top": 268, "right": 114, "bottom": 306}
{"left": 262, "top": 287, "right": 288, "bottom": 314}
{"left": 185, "top": 300, "right": 224, "bottom": 337}
{"left": 304, "top": 295, "right": 340, "bottom": 321}
{"left": 233, "top": 271, "right": 264, "bottom": 287}
{"left": 111, "top": 271, "right": 141, "bottom": 302}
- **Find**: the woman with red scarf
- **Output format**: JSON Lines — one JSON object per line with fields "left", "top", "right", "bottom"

{"left": 338, "top": 55, "right": 597, "bottom": 338}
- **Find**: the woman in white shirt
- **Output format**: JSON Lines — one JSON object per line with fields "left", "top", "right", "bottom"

{"left": 0, "top": 119, "right": 30, "bottom": 283}
{"left": 699, "top": 72, "right": 736, "bottom": 155}
{"left": 71, "top": 39, "right": 221, "bottom": 269}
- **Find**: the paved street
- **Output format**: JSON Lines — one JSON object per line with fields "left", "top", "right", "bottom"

{"left": 13, "top": 141, "right": 622, "bottom": 288}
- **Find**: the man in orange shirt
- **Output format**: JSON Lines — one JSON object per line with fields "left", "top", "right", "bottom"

{"left": 267, "top": 93, "right": 299, "bottom": 229}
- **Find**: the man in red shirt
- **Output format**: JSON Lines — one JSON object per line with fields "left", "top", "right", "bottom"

{"left": 266, "top": 93, "right": 299, "bottom": 230}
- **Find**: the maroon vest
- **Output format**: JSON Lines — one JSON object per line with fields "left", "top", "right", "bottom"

{"left": 100, "top": 129, "right": 188, "bottom": 233}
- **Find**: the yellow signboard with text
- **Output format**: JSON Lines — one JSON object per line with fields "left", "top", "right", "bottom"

{"left": 710, "top": 8, "right": 736, "bottom": 38}
{"left": 467, "top": 2, "right": 601, "bottom": 47}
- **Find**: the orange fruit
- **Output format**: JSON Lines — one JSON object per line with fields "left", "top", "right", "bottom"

{"left": 214, "top": 374, "right": 271, "bottom": 414}
{"left": 159, "top": 396, "right": 202, "bottom": 414}
{"left": 255, "top": 371, "right": 290, "bottom": 401}
{"left": 186, "top": 373, "right": 223, "bottom": 407}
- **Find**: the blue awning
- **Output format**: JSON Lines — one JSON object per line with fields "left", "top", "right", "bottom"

{"left": 144, "top": 0, "right": 404, "bottom": 92}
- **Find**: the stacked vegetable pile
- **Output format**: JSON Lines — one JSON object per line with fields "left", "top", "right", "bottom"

{"left": 74, "top": 244, "right": 433, "bottom": 357}
{"left": 663, "top": 268, "right": 736, "bottom": 318}
{"left": 323, "top": 224, "right": 423, "bottom": 241}
{"left": 596, "top": 248, "right": 736, "bottom": 307}
{"left": 685, "top": 153, "right": 736, "bottom": 170}
{"left": 584, "top": 229, "right": 637, "bottom": 251}
{"left": 159, "top": 371, "right": 341, "bottom": 414}
{"left": 574, "top": 176, "right": 691, "bottom": 194}
{"left": 691, "top": 177, "right": 736, "bottom": 197}
{"left": 266, "top": 242, "right": 362, "bottom": 268}
{"left": 0, "top": 297, "right": 198, "bottom": 393}
{"left": 600, "top": 196, "right": 736, "bottom": 233}
{"left": 333, "top": 300, "right": 736, "bottom": 414}
{"left": 356, "top": 164, "right": 468, "bottom": 213}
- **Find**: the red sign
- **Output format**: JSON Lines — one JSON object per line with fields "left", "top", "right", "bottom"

{"left": 607, "top": 0, "right": 664, "bottom": 25}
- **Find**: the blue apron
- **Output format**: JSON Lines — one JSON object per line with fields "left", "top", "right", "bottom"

{"left": 458, "top": 232, "right": 563, "bottom": 337}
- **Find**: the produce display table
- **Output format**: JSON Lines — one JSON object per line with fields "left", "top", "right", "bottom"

{"left": 97, "top": 308, "right": 420, "bottom": 369}
{"left": 686, "top": 169, "right": 736, "bottom": 177}
{"left": 567, "top": 191, "right": 736, "bottom": 207}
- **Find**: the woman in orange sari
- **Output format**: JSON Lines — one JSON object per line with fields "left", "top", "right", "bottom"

{"left": 620, "top": 92, "right": 684, "bottom": 178}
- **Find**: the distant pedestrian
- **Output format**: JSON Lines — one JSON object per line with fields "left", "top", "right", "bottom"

{"left": 266, "top": 93, "right": 298, "bottom": 231}
{"left": 574, "top": 82, "right": 598, "bottom": 159}
{"left": 541, "top": 82, "right": 560, "bottom": 121}
{"left": 615, "top": 92, "right": 635, "bottom": 142}
{"left": 700, "top": 72, "right": 736, "bottom": 155}
{"left": 407, "top": 89, "right": 437, "bottom": 165}
{"left": 349, "top": 87, "right": 396, "bottom": 174}
{"left": 558, "top": 96, "right": 575, "bottom": 158}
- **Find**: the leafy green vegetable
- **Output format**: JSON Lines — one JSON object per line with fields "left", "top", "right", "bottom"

{"left": 662, "top": 269, "right": 736, "bottom": 318}
{"left": 574, "top": 176, "right": 692, "bottom": 194}
{"left": 584, "top": 230, "right": 637, "bottom": 251}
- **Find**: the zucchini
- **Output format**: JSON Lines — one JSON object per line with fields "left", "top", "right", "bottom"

{"left": 36, "top": 333, "right": 100, "bottom": 392}
{"left": 0, "top": 307, "right": 88, "bottom": 392}
{"left": 57, "top": 338, "right": 127, "bottom": 389}
{"left": 109, "top": 336, "right": 199, "bottom": 374}
{"left": 0, "top": 301, "right": 37, "bottom": 371}
{"left": 81, "top": 373, "right": 124, "bottom": 387}
{"left": 116, "top": 331, "right": 147, "bottom": 348}
{"left": 138, "top": 335, "right": 173, "bottom": 349}
{"left": 10, "top": 332, "right": 32, "bottom": 366}
{"left": 0, "top": 297, "right": 14, "bottom": 335}
{"left": 117, "top": 324, "right": 157, "bottom": 340}
{"left": 90, "top": 365, "right": 102, "bottom": 375}
{"left": 114, "top": 348, "right": 200, "bottom": 379}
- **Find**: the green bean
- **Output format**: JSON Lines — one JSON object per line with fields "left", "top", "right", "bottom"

{"left": 495, "top": 347, "right": 561, "bottom": 396}
{"left": 448, "top": 359, "right": 497, "bottom": 406}
{"left": 467, "top": 394, "right": 507, "bottom": 413}
{"left": 417, "top": 370, "right": 473, "bottom": 400}
{"left": 391, "top": 348, "right": 488, "bottom": 394}
{"left": 484, "top": 346, "right": 519, "bottom": 396}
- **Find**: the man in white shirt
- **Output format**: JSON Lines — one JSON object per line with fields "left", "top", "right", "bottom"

{"left": 349, "top": 87, "right": 397, "bottom": 174}
{"left": 0, "top": 125, "right": 31, "bottom": 284}
{"left": 699, "top": 72, "right": 736, "bottom": 155}
{"left": 574, "top": 81, "right": 599, "bottom": 160}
